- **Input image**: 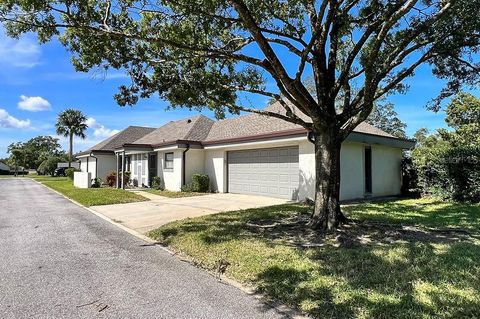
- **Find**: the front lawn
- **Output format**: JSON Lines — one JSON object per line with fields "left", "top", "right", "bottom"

{"left": 144, "top": 189, "right": 208, "bottom": 198}
{"left": 148, "top": 198, "right": 480, "bottom": 319}
{"left": 32, "top": 176, "right": 148, "bottom": 206}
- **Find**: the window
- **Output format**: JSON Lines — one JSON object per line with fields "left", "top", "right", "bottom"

{"left": 164, "top": 152, "right": 174, "bottom": 169}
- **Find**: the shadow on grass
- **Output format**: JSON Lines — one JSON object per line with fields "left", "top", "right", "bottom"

{"left": 149, "top": 201, "right": 480, "bottom": 318}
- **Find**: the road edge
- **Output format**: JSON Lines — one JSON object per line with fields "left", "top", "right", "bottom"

{"left": 31, "top": 178, "right": 309, "bottom": 319}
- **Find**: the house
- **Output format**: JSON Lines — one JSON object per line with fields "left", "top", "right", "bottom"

{"left": 109, "top": 102, "right": 415, "bottom": 201}
{"left": 75, "top": 126, "right": 155, "bottom": 181}
{"left": 57, "top": 162, "right": 80, "bottom": 169}
{"left": 0, "top": 161, "right": 10, "bottom": 172}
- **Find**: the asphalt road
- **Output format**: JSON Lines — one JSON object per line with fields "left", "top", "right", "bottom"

{"left": 0, "top": 178, "right": 286, "bottom": 319}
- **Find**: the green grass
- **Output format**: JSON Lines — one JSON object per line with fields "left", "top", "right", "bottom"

{"left": 144, "top": 189, "right": 208, "bottom": 198}
{"left": 32, "top": 176, "right": 148, "bottom": 206}
{"left": 344, "top": 197, "right": 480, "bottom": 230}
{"left": 148, "top": 198, "right": 480, "bottom": 319}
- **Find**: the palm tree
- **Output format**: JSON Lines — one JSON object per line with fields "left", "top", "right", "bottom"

{"left": 55, "top": 109, "right": 88, "bottom": 168}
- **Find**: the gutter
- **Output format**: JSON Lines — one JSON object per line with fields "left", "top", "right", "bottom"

{"left": 182, "top": 144, "right": 190, "bottom": 186}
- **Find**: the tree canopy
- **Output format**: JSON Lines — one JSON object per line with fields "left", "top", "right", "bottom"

{"left": 366, "top": 102, "right": 407, "bottom": 138}
{"left": 2, "top": 0, "right": 479, "bottom": 230}
{"left": 1, "top": 0, "right": 479, "bottom": 130}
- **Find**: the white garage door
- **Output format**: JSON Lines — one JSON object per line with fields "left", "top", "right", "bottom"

{"left": 227, "top": 146, "right": 299, "bottom": 199}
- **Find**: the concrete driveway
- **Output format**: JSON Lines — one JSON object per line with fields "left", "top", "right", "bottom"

{"left": 91, "top": 193, "right": 289, "bottom": 234}
{"left": 0, "top": 178, "right": 289, "bottom": 319}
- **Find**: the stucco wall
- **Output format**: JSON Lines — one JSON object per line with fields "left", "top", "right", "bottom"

{"left": 204, "top": 139, "right": 403, "bottom": 201}
{"left": 96, "top": 154, "right": 116, "bottom": 181}
{"left": 340, "top": 142, "right": 365, "bottom": 200}
{"left": 185, "top": 149, "right": 205, "bottom": 185}
{"left": 78, "top": 154, "right": 115, "bottom": 181}
{"left": 371, "top": 145, "right": 402, "bottom": 197}
{"left": 204, "top": 149, "right": 227, "bottom": 193}
{"left": 157, "top": 150, "right": 183, "bottom": 191}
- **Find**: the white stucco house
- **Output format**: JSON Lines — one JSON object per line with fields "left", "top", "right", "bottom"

{"left": 79, "top": 102, "right": 414, "bottom": 201}
{"left": 75, "top": 126, "right": 155, "bottom": 181}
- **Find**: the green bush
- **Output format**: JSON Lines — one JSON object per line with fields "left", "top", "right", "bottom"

{"left": 191, "top": 174, "right": 209, "bottom": 193}
{"left": 106, "top": 171, "right": 117, "bottom": 187}
{"left": 151, "top": 176, "right": 163, "bottom": 190}
{"left": 401, "top": 157, "right": 421, "bottom": 198}
{"left": 37, "top": 156, "right": 64, "bottom": 176}
{"left": 438, "top": 146, "right": 480, "bottom": 203}
{"left": 0, "top": 169, "right": 10, "bottom": 175}
{"left": 65, "top": 167, "right": 80, "bottom": 180}
{"left": 181, "top": 182, "right": 193, "bottom": 192}
{"left": 91, "top": 177, "right": 102, "bottom": 188}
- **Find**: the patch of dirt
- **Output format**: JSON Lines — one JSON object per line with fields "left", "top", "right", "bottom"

{"left": 245, "top": 213, "right": 480, "bottom": 249}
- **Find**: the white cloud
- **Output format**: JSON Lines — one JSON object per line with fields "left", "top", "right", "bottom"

{"left": 85, "top": 117, "right": 97, "bottom": 127}
{"left": 86, "top": 117, "right": 120, "bottom": 139}
{"left": 0, "top": 109, "right": 31, "bottom": 129}
{"left": 0, "top": 31, "right": 41, "bottom": 68}
{"left": 17, "top": 95, "right": 51, "bottom": 112}
{"left": 93, "top": 125, "right": 120, "bottom": 138}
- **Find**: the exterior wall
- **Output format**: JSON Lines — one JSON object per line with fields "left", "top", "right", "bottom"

{"left": 185, "top": 149, "right": 205, "bottom": 185}
{"left": 371, "top": 145, "right": 402, "bottom": 197}
{"left": 78, "top": 154, "right": 115, "bottom": 181}
{"left": 204, "top": 149, "right": 227, "bottom": 193}
{"left": 204, "top": 139, "right": 403, "bottom": 201}
{"left": 96, "top": 154, "right": 116, "bottom": 181}
{"left": 157, "top": 150, "right": 183, "bottom": 191}
{"left": 340, "top": 142, "right": 365, "bottom": 200}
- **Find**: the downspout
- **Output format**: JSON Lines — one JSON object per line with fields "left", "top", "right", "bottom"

{"left": 90, "top": 152, "right": 98, "bottom": 179}
{"left": 182, "top": 144, "right": 190, "bottom": 186}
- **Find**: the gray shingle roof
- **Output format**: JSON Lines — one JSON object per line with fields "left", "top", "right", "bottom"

{"left": 133, "top": 115, "right": 215, "bottom": 145}
{"left": 76, "top": 126, "right": 155, "bottom": 156}
{"left": 204, "top": 101, "right": 395, "bottom": 142}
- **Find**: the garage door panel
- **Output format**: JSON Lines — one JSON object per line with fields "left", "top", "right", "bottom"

{"left": 228, "top": 146, "right": 299, "bottom": 199}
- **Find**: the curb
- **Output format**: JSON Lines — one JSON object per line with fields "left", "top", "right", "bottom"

{"left": 32, "top": 179, "right": 309, "bottom": 319}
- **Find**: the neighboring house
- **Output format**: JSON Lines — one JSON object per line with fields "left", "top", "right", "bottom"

{"left": 57, "top": 162, "right": 80, "bottom": 169}
{"left": 0, "top": 161, "right": 10, "bottom": 172}
{"left": 75, "top": 126, "right": 155, "bottom": 181}
{"left": 110, "top": 102, "right": 414, "bottom": 201}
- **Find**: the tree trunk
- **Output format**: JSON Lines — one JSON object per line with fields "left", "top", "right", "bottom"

{"left": 68, "top": 132, "right": 73, "bottom": 168}
{"left": 308, "top": 128, "right": 348, "bottom": 231}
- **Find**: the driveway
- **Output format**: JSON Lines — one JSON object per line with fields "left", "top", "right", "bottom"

{"left": 91, "top": 192, "right": 289, "bottom": 234}
{"left": 0, "top": 179, "right": 288, "bottom": 319}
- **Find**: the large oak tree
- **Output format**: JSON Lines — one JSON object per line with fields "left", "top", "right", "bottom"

{"left": 2, "top": 0, "right": 479, "bottom": 230}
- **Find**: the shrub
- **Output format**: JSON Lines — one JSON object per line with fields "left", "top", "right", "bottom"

{"left": 91, "top": 177, "right": 102, "bottom": 188}
{"left": 65, "top": 167, "right": 80, "bottom": 180}
{"left": 123, "top": 171, "right": 131, "bottom": 186}
{"left": 0, "top": 169, "right": 10, "bottom": 175}
{"left": 191, "top": 174, "right": 209, "bottom": 193}
{"left": 181, "top": 182, "right": 193, "bottom": 192}
{"left": 438, "top": 146, "right": 480, "bottom": 203}
{"left": 37, "top": 156, "right": 64, "bottom": 176}
{"left": 401, "top": 157, "right": 421, "bottom": 198}
{"left": 151, "top": 176, "right": 163, "bottom": 190}
{"left": 106, "top": 171, "right": 117, "bottom": 187}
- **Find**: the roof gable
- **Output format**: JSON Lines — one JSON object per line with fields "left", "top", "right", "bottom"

{"left": 133, "top": 115, "right": 214, "bottom": 146}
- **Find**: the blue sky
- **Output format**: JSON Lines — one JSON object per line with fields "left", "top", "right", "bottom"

{"left": 0, "top": 30, "right": 451, "bottom": 158}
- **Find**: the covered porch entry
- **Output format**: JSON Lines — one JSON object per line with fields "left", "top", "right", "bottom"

{"left": 115, "top": 145, "right": 157, "bottom": 189}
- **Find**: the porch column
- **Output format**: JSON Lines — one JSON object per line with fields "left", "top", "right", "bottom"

{"left": 116, "top": 152, "right": 120, "bottom": 188}
{"left": 121, "top": 151, "right": 126, "bottom": 189}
